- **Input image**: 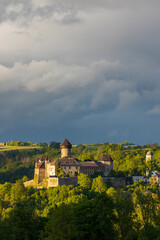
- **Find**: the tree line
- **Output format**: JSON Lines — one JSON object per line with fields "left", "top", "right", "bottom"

{"left": 0, "top": 174, "right": 160, "bottom": 240}
{"left": 1, "top": 142, "right": 160, "bottom": 183}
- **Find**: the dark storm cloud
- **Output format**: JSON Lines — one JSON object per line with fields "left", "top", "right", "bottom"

{"left": 0, "top": 0, "right": 160, "bottom": 144}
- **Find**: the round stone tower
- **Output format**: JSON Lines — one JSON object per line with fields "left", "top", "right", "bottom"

{"left": 146, "top": 150, "right": 153, "bottom": 162}
{"left": 60, "top": 139, "right": 72, "bottom": 158}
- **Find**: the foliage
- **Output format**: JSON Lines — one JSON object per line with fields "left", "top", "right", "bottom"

{"left": 49, "top": 141, "right": 60, "bottom": 149}
{"left": 1, "top": 141, "right": 160, "bottom": 239}
{"left": 0, "top": 177, "right": 160, "bottom": 239}
{"left": 77, "top": 173, "right": 92, "bottom": 189}
{"left": 1, "top": 141, "right": 160, "bottom": 185}
{"left": 91, "top": 175, "right": 107, "bottom": 193}
{"left": 55, "top": 160, "right": 64, "bottom": 177}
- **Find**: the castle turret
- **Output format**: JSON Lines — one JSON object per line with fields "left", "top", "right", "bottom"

{"left": 146, "top": 150, "right": 153, "bottom": 162}
{"left": 98, "top": 154, "right": 113, "bottom": 176}
{"left": 60, "top": 139, "right": 72, "bottom": 158}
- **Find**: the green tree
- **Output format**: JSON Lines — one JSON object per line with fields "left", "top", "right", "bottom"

{"left": 10, "top": 180, "right": 26, "bottom": 206}
{"left": 55, "top": 160, "right": 64, "bottom": 177}
{"left": 77, "top": 173, "right": 92, "bottom": 189}
{"left": 91, "top": 176, "right": 107, "bottom": 193}
{"left": 44, "top": 194, "right": 116, "bottom": 240}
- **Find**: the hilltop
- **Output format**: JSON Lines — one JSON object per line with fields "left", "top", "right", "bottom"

{"left": 0, "top": 140, "right": 160, "bottom": 184}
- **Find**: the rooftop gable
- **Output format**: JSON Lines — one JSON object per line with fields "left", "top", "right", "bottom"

{"left": 98, "top": 154, "right": 113, "bottom": 162}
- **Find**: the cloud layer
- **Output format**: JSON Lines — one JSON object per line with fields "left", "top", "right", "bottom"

{"left": 0, "top": 0, "right": 160, "bottom": 144}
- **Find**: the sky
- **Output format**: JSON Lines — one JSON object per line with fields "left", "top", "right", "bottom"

{"left": 0, "top": 0, "right": 160, "bottom": 145}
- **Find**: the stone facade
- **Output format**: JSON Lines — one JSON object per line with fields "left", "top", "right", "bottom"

{"left": 34, "top": 160, "right": 46, "bottom": 184}
{"left": 80, "top": 161, "right": 104, "bottom": 175}
{"left": 103, "top": 177, "right": 126, "bottom": 188}
{"left": 60, "top": 139, "right": 71, "bottom": 158}
{"left": 34, "top": 139, "right": 113, "bottom": 187}
{"left": 61, "top": 165, "right": 80, "bottom": 177}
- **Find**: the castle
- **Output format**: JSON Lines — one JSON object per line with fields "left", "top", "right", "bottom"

{"left": 34, "top": 139, "right": 113, "bottom": 186}
{"left": 24, "top": 141, "right": 155, "bottom": 188}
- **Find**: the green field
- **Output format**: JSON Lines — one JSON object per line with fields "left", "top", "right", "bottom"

{"left": 0, "top": 146, "right": 42, "bottom": 152}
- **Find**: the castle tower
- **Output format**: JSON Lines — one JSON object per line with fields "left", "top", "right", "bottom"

{"left": 98, "top": 154, "right": 113, "bottom": 176}
{"left": 60, "top": 139, "right": 72, "bottom": 158}
{"left": 34, "top": 158, "right": 46, "bottom": 185}
{"left": 146, "top": 150, "right": 153, "bottom": 162}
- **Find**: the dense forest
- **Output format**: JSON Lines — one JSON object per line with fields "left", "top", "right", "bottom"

{"left": 0, "top": 175, "right": 160, "bottom": 240}
{"left": 0, "top": 141, "right": 160, "bottom": 239}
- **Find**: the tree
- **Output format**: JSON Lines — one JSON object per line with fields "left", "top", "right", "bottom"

{"left": 44, "top": 204, "right": 75, "bottom": 240}
{"left": 107, "top": 188, "right": 136, "bottom": 240}
{"left": 10, "top": 180, "right": 26, "bottom": 206}
{"left": 91, "top": 176, "right": 107, "bottom": 193}
{"left": 49, "top": 141, "right": 60, "bottom": 149}
{"left": 55, "top": 160, "right": 64, "bottom": 177}
{"left": 7, "top": 205, "right": 41, "bottom": 240}
{"left": 44, "top": 194, "right": 116, "bottom": 240}
{"left": 77, "top": 173, "right": 92, "bottom": 189}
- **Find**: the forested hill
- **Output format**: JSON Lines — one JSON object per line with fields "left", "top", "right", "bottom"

{"left": 0, "top": 175, "right": 160, "bottom": 240}
{"left": 1, "top": 141, "right": 160, "bottom": 240}
{"left": 0, "top": 141, "right": 160, "bottom": 183}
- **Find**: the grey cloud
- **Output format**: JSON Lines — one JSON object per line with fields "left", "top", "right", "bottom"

{"left": 0, "top": 0, "right": 160, "bottom": 144}
{"left": 147, "top": 105, "right": 160, "bottom": 115}
{"left": 0, "top": 54, "right": 159, "bottom": 120}
{"left": 1, "top": 0, "right": 159, "bottom": 26}
{"left": 0, "top": 0, "right": 32, "bottom": 24}
{"left": 117, "top": 91, "right": 140, "bottom": 110}
{"left": 0, "top": 57, "right": 155, "bottom": 134}
{"left": 0, "top": 0, "right": 83, "bottom": 25}
{"left": 0, "top": 59, "right": 138, "bottom": 137}
{"left": 54, "top": 11, "right": 82, "bottom": 25}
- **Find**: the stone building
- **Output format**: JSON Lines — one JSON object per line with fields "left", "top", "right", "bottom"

{"left": 34, "top": 139, "right": 113, "bottom": 185}
{"left": 149, "top": 171, "right": 160, "bottom": 188}
{"left": 146, "top": 150, "right": 153, "bottom": 162}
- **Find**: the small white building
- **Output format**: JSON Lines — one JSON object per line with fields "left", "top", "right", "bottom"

{"left": 146, "top": 150, "right": 153, "bottom": 162}
{"left": 132, "top": 176, "right": 149, "bottom": 183}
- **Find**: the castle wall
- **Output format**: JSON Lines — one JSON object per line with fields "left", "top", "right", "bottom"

{"left": 48, "top": 177, "right": 78, "bottom": 187}
{"left": 34, "top": 168, "right": 39, "bottom": 185}
{"left": 48, "top": 177, "right": 59, "bottom": 187}
{"left": 59, "top": 177, "right": 78, "bottom": 186}
{"left": 103, "top": 177, "right": 126, "bottom": 187}
{"left": 24, "top": 180, "right": 34, "bottom": 187}
{"left": 61, "top": 166, "right": 80, "bottom": 176}
{"left": 98, "top": 161, "right": 113, "bottom": 176}
{"left": 104, "top": 164, "right": 113, "bottom": 177}
{"left": 80, "top": 166, "right": 104, "bottom": 175}
{"left": 45, "top": 162, "right": 52, "bottom": 177}
{"left": 34, "top": 167, "right": 45, "bottom": 184}
{"left": 39, "top": 168, "right": 45, "bottom": 182}
{"left": 48, "top": 177, "right": 124, "bottom": 188}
